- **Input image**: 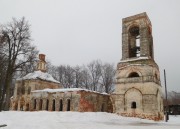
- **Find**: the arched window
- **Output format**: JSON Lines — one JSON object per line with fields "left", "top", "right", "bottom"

{"left": 128, "top": 72, "right": 139, "bottom": 78}
{"left": 101, "top": 103, "right": 105, "bottom": 112}
{"left": 15, "top": 103, "right": 18, "bottom": 110}
{"left": 26, "top": 103, "right": 29, "bottom": 111}
{"left": 131, "top": 101, "right": 136, "bottom": 109}
{"left": 34, "top": 99, "right": 36, "bottom": 110}
{"left": 129, "top": 26, "right": 140, "bottom": 58}
{"left": 20, "top": 104, "right": 23, "bottom": 111}
{"left": 28, "top": 87, "right": 31, "bottom": 94}
{"left": 17, "top": 87, "right": 21, "bottom": 95}
{"left": 155, "top": 73, "right": 158, "bottom": 80}
{"left": 39, "top": 99, "right": 43, "bottom": 110}
{"left": 46, "top": 99, "right": 49, "bottom": 111}
{"left": 67, "top": 99, "right": 70, "bottom": 111}
{"left": 59, "top": 99, "right": 63, "bottom": 111}
{"left": 52, "top": 99, "right": 55, "bottom": 111}
{"left": 22, "top": 85, "right": 25, "bottom": 95}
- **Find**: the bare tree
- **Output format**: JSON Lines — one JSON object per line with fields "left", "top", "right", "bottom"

{"left": 74, "top": 65, "right": 83, "bottom": 88}
{"left": 64, "top": 65, "right": 74, "bottom": 88}
{"left": 88, "top": 60, "right": 102, "bottom": 91}
{"left": 100, "top": 63, "right": 115, "bottom": 93}
{"left": 56, "top": 65, "right": 66, "bottom": 86}
{"left": 0, "top": 17, "right": 38, "bottom": 110}
{"left": 81, "top": 66, "right": 91, "bottom": 90}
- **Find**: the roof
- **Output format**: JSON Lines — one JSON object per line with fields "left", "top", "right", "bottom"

{"left": 32, "top": 88, "right": 109, "bottom": 95}
{"left": 17, "top": 70, "right": 60, "bottom": 84}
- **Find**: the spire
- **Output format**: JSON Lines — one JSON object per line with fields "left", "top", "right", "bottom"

{"left": 37, "top": 54, "right": 46, "bottom": 72}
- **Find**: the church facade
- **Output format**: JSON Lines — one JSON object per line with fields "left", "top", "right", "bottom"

{"left": 10, "top": 12, "right": 164, "bottom": 121}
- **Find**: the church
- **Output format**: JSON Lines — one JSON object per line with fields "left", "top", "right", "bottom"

{"left": 10, "top": 12, "right": 164, "bottom": 121}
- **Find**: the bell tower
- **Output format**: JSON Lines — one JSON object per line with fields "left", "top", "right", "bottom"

{"left": 112, "top": 12, "right": 164, "bottom": 120}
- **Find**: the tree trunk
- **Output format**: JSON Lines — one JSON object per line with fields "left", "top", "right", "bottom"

{"left": 1, "top": 67, "right": 13, "bottom": 111}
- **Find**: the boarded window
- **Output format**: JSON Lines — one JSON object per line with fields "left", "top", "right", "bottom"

{"left": 59, "top": 99, "right": 63, "bottom": 111}
{"left": 67, "top": 99, "right": 70, "bottom": 111}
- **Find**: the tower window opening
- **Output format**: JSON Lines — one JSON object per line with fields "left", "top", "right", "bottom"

{"left": 129, "top": 26, "right": 140, "bottom": 58}
{"left": 136, "top": 36, "right": 140, "bottom": 57}
{"left": 128, "top": 72, "right": 139, "bottom": 78}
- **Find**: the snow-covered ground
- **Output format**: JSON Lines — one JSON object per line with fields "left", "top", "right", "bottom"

{"left": 0, "top": 111, "right": 180, "bottom": 129}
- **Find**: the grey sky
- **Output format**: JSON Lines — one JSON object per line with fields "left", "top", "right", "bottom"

{"left": 1, "top": 0, "right": 180, "bottom": 92}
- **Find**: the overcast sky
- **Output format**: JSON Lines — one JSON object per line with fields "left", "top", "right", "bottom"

{"left": 1, "top": 0, "right": 180, "bottom": 92}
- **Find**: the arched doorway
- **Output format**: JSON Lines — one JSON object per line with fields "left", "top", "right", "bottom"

{"left": 39, "top": 99, "right": 43, "bottom": 110}
{"left": 67, "top": 99, "right": 70, "bottom": 111}
{"left": 59, "top": 99, "right": 63, "bottom": 111}
{"left": 46, "top": 99, "right": 49, "bottom": 111}
{"left": 52, "top": 99, "right": 55, "bottom": 111}
{"left": 34, "top": 99, "right": 36, "bottom": 110}
{"left": 125, "top": 88, "right": 142, "bottom": 113}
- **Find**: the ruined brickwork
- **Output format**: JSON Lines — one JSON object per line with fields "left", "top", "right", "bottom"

{"left": 112, "top": 12, "right": 164, "bottom": 120}
{"left": 30, "top": 89, "right": 113, "bottom": 112}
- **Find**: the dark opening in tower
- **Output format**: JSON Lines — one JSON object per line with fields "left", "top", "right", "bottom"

{"left": 129, "top": 26, "right": 140, "bottom": 58}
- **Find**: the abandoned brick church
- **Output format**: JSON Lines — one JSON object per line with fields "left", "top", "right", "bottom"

{"left": 10, "top": 12, "right": 164, "bottom": 120}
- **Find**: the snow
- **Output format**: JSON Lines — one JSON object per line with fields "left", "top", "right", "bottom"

{"left": 0, "top": 111, "right": 180, "bottom": 129}
{"left": 17, "top": 70, "right": 60, "bottom": 84}
{"left": 32, "top": 88, "right": 109, "bottom": 95}
{"left": 120, "top": 57, "right": 149, "bottom": 63}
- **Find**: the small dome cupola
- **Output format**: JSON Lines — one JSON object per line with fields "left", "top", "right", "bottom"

{"left": 37, "top": 54, "right": 46, "bottom": 72}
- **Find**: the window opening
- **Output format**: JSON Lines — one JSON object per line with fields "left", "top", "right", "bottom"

{"left": 20, "top": 104, "right": 23, "bottom": 111}
{"left": 67, "top": 99, "right": 70, "bottom": 111}
{"left": 59, "top": 99, "right": 63, "bottom": 111}
{"left": 28, "top": 87, "right": 31, "bottom": 94}
{"left": 131, "top": 101, "right": 136, "bottom": 109}
{"left": 128, "top": 72, "right": 139, "bottom": 78}
{"left": 129, "top": 26, "right": 140, "bottom": 58}
{"left": 101, "top": 103, "right": 105, "bottom": 112}
{"left": 52, "top": 99, "right": 55, "bottom": 111}
{"left": 26, "top": 103, "right": 29, "bottom": 111}
{"left": 22, "top": 85, "right": 25, "bottom": 95}
{"left": 39, "top": 99, "right": 43, "bottom": 110}
{"left": 136, "top": 36, "right": 140, "bottom": 57}
{"left": 46, "top": 99, "right": 49, "bottom": 111}
{"left": 34, "top": 99, "right": 36, "bottom": 110}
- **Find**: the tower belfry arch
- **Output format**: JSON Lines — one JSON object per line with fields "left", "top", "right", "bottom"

{"left": 112, "top": 12, "right": 164, "bottom": 120}
{"left": 122, "top": 13, "right": 154, "bottom": 60}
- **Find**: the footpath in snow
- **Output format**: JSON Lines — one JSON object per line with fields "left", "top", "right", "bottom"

{"left": 0, "top": 111, "right": 180, "bottom": 129}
